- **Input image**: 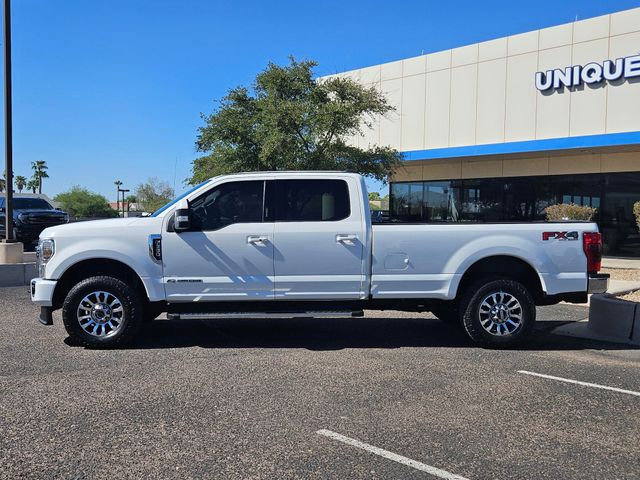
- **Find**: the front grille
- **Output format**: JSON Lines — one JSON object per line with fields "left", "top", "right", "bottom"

{"left": 23, "top": 215, "right": 66, "bottom": 225}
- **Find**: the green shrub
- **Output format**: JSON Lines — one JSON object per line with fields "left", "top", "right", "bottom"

{"left": 544, "top": 203, "right": 597, "bottom": 221}
{"left": 633, "top": 201, "right": 640, "bottom": 231}
{"left": 54, "top": 186, "right": 118, "bottom": 218}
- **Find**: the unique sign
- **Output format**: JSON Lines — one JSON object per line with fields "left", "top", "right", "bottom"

{"left": 535, "top": 53, "right": 640, "bottom": 91}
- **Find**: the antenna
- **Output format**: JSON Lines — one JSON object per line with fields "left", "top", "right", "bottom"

{"left": 173, "top": 156, "right": 178, "bottom": 193}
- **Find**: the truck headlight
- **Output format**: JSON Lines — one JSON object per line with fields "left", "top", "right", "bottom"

{"left": 39, "top": 239, "right": 55, "bottom": 262}
{"left": 37, "top": 239, "right": 55, "bottom": 278}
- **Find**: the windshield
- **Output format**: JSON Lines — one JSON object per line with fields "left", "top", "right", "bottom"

{"left": 150, "top": 180, "right": 211, "bottom": 217}
{"left": 8, "top": 198, "right": 54, "bottom": 210}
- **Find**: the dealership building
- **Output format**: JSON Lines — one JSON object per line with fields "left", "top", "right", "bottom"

{"left": 332, "top": 7, "right": 640, "bottom": 256}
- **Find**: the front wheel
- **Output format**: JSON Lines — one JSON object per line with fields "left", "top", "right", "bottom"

{"left": 62, "top": 276, "right": 144, "bottom": 348}
{"left": 459, "top": 278, "right": 536, "bottom": 348}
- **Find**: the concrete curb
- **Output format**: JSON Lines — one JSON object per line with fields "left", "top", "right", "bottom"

{"left": 589, "top": 294, "right": 637, "bottom": 341}
{"left": 0, "top": 263, "right": 37, "bottom": 287}
{"left": 553, "top": 294, "right": 640, "bottom": 346}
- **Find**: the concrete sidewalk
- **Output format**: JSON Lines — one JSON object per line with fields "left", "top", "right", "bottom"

{"left": 552, "top": 319, "right": 640, "bottom": 346}
{"left": 608, "top": 279, "right": 640, "bottom": 296}
{"left": 602, "top": 257, "right": 640, "bottom": 269}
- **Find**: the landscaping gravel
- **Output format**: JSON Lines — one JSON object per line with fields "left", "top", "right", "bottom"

{"left": 601, "top": 267, "right": 640, "bottom": 282}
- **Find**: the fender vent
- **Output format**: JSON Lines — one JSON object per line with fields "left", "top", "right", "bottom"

{"left": 148, "top": 234, "right": 162, "bottom": 262}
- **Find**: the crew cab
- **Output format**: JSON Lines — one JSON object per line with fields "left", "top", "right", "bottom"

{"left": 30, "top": 172, "right": 608, "bottom": 348}
{"left": 0, "top": 195, "right": 69, "bottom": 247}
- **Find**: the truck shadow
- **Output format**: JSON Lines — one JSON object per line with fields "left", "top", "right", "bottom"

{"left": 67, "top": 316, "right": 638, "bottom": 351}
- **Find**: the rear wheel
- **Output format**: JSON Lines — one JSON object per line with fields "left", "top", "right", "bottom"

{"left": 459, "top": 278, "right": 535, "bottom": 348}
{"left": 62, "top": 276, "right": 144, "bottom": 348}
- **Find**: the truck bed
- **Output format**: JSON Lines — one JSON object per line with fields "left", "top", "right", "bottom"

{"left": 370, "top": 222, "right": 597, "bottom": 300}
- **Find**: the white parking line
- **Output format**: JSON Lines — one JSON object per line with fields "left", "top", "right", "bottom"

{"left": 518, "top": 370, "right": 640, "bottom": 397}
{"left": 316, "top": 429, "right": 470, "bottom": 480}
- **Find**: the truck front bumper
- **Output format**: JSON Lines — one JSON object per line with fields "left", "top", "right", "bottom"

{"left": 30, "top": 278, "right": 57, "bottom": 307}
{"left": 587, "top": 273, "right": 609, "bottom": 294}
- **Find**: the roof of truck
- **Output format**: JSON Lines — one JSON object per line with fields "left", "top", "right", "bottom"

{"left": 215, "top": 171, "right": 361, "bottom": 179}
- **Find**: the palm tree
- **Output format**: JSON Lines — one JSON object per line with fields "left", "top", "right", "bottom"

{"left": 114, "top": 180, "right": 123, "bottom": 213}
{"left": 27, "top": 178, "right": 38, "bottom": 194}
{"left": 0, "top": 178, "right": 5, "bottom": 193}
{"left": 15, "top": 175, "right": 27, "bottom": 193}
{"left": 31, "top": 160, "right": 49, "bottom": 194}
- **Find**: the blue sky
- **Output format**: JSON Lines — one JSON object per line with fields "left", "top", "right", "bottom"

{"left": 3, "top": 0, "right": 640, "bottom": 200}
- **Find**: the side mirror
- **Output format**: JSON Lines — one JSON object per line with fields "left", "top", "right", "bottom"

{"left": 173, "top": 208, "right": 192, "bottom": 232}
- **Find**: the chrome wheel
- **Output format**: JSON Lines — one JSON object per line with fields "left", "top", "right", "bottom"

{"left": 478, "top": 291, "right": 522, "bottom": 336}
{"left": 76, "top": 291, "right": 125, "bottom": 337}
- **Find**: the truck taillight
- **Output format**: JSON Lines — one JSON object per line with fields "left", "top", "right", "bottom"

{"left": 583, "top": 232, "right": 602, "bottom": 274}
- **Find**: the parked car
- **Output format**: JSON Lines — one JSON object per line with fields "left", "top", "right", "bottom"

{"left": 370, "top": 209, "right": 389, "bottom": 223}
{"left": 0, "top": 195, "right": 68, "bottom": 247}
{"left": 30, "top": 172, "right": 608, "bottom": 348}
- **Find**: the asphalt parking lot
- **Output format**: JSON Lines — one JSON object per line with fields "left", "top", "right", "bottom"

{"left": 1, "top": 286, "right": 639, "bottom": 480}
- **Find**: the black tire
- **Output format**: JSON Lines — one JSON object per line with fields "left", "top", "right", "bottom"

{"left": 62, "top": 276, "right": 144, "bottom": 348}
{"left": 459, "top": 277, "right": 536, "bottom": 348}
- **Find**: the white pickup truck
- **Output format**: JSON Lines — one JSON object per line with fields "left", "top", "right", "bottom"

{"left": 31, "top": 172, "right": 608, "bottom": 348}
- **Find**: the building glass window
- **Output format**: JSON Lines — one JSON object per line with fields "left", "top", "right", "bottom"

{"left": 424, "top": 181, "right": 461, "bottom": 221}
{"left": 389, "top": 171, "right": 640, "bottom": 257}
{"left": 549, "top": 174, "right": 602, "bottom": 210}
{"left": 390, "top": 182, "right": 423, "bottom": 221}
{"left": 600, "top": 173, "right": 640, "bottom": 257}
{"left": 460, "top": 178, "right": 503, "bottom": 222}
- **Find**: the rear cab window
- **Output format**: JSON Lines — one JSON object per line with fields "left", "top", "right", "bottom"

{"left": 270, "top": 179, "right": 350, "bottom": 222}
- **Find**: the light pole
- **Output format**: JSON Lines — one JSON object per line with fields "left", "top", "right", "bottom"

{"left": 3, "top": 0, "right": 14, "bottom": 243}
{"left": 114, "top": 180, "right": 122, "bottom": 214}
{"left": 118, "top": 187, "right": 129, "bottom": 217}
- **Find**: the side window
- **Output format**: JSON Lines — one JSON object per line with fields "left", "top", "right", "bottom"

{"left": 275, "top": 179, "right": 350, "bottom": 222}
{"left": 189, "top": 180, "right": 264, "bottom": 231}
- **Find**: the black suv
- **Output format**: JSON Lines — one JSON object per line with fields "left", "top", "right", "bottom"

{"left": 0, "top": 196, "right": 68, "bottom": 246}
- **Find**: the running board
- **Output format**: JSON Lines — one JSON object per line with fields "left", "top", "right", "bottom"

{"left": 167, "top": 310, "right": 364, "bottom": 320}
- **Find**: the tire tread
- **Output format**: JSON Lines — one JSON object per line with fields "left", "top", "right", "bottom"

{"left": 459, "top": 277, "right": 536, "bottom": 348}
{"left": 62, "top": 275, "right": 143, "bottom": 348}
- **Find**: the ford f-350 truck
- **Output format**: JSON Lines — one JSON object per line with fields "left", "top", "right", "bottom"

{"left": 30, "top": 172, "right": 608, "bottom": 348}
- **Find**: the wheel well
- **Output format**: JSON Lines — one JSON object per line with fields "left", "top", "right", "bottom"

{"left": 456, "top": 256, "right": 544, "bottom": 302}
{"left": 52, "top": 258, "right": 148, "bottom": 309}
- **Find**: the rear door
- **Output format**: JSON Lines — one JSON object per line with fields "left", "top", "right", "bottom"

{"left": 271, "top": 177, "right": 366, "bottom": 300}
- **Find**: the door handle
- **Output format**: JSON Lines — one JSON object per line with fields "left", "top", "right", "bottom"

{"left": 336, "top": 234, "right": 357, "bottom": 243}
{"left": 247, "top": 235, "right": 268, "bottom": 245}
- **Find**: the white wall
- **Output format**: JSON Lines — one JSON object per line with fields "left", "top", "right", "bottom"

{"left": 326, "top": 7, "right": 640, "bottom": 153}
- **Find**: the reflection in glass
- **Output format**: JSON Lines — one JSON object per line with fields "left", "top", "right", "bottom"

{"left": 389, "top": 170, "right": 640, "bottom": 256}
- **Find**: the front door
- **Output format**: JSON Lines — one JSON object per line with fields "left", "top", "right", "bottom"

{"left": 162, "top": 179, "right": 275, "bottom": 302}
{"left": 271, "top": 178, "right": 366, "bottom": 300}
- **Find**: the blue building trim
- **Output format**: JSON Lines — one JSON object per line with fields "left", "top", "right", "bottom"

{"left": 401, "top": 131, "right": 640, "bottom": 161}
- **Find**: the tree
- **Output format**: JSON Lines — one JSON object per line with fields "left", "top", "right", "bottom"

{"left": 31, "top": 160, "right": 49, "bottom": 194}
{"left": 189, "top": 57, "right": 402, "bottom": 185}
{"left": 135, "top": 178, "right": 174, "bottom": 213}
{"left": 368, "top": 192, "right": 381, "bottom": 201}
{"left": 0, "top": 170, "right": 7, "bottom": 192}
{"left": 54, "top": 186, "right": 118, "bottom": 218}
{"left": 15, "top": 175, "right": 26, "bottom": 193}
{"left": 26, "top": 178, "right": 38, "bottom": 194}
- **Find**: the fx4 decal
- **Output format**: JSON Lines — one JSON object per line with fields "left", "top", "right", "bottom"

{"left": 542, "top": 231, "right": 579, "bottom": 241}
